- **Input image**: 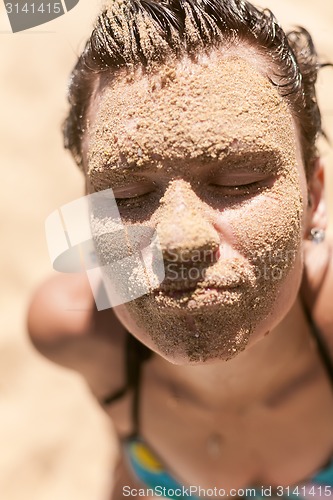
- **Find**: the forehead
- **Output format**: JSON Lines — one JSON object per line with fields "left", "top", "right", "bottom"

{"left": 86, "top": 52, "right": 298, "bottom": 174}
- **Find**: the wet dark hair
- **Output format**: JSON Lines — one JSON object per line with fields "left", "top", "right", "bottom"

{"left": 63, "top": 0, "right": 329, "bottom": 177}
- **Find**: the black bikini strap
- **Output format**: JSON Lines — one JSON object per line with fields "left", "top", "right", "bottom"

{"left": 310, "top": 321, "right": 333, "bottom": 387}
{"left": 102, "top": 332, "right": 152, "bottom": 436}
{"left": 126, "top": 334, "right": 152, "bottom": 436}
{"left": 103, "top": 386, "right": 127, "bottom": 406}
{"left": 303, "top": 307, "right": 333, "bottom": 387}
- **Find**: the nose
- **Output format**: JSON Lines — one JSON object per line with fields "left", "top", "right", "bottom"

{"left": 154, "top": 180, "right": 220, "bottom": 264}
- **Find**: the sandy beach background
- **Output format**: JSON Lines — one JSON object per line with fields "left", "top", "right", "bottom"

{"left": 0, "top": 1, "right": 332, "bottom": 499}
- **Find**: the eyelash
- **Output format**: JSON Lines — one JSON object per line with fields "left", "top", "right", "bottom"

{"left": 209, "top": 180, "right": 268, "bottom": 197}
{"left": 115, "top": 192, "right": 154, "bottom": 208}
{"left": 108, "top": 177, "right": 270, "bottom": 210}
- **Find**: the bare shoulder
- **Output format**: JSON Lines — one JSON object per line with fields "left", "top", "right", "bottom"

{"left": 28, "top": 273, "right": 95, "bottom": 341}
{"left": 301, "top": 237, "right": 333, "bottom": 342}
{"left": 27, "top": 273, "right": 128, "bottom": 401}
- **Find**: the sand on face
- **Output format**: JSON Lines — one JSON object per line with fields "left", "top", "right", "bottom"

{"left": 88, "top": 54, "right": 304, "bottom": 362}
{"left": 0, "top": 0, "right": 332, "bottom": 498}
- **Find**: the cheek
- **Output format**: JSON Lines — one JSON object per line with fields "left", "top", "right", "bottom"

{"left": 221, "top": 175, "right": 304, "bottom": 282}
{"left": 113, "top": 303, "right": 161, "bottom": 353}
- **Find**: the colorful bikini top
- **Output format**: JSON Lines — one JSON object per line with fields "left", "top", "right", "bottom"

{"left": 103, "top": 319, "right": 333, "bottom": 500}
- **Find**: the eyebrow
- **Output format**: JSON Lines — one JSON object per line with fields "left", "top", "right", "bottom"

{"left": 214, "top": 148, "right": 283, "bottom": 171}
{"left": 89, "top": 144, "right": 284, "bottom": 177}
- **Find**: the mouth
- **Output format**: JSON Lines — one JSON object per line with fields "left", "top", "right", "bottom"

{"left": 153, "top": 280, "right": 242, "bottom": 308}
{"left": 157, "top": 276, "right": 242, "bottom": 292}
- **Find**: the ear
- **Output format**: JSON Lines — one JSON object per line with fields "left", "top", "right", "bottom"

{"left": 305, "top": 158, "right": 327, "bottom": 237}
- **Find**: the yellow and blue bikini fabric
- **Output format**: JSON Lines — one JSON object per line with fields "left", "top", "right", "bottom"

{"left": 125, "top": 437, "right": 200, "bottom": 499}
{"left": 124, "top": 436, "right": 333, "bottom": 500}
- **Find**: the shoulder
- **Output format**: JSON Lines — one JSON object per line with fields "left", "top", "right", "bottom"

{"left": 28, "top": 272, "right": 128, "bottom": 341}
{"left": 28, "top": 272, "right": 127, "bottom": 346}
{"left": 27, "top": 273, "right": 95, "bottom": 342}
{"left": 301, "top": 236, "right": 333, "bottom": 345}
{"left": 27, "top": 273, "right": 128, "bottom": 400}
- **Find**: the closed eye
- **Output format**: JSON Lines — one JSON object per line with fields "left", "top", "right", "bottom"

{"left": 209, "top": 173, "right": 275, "bottom": 197}
{"left": 210, "top": 180, "right": 265, "bottom": 196}
{"left": 113, "top": 181, "right": 156, "bottom": 201}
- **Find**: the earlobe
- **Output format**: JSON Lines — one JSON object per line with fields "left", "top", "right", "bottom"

{"left": 306, "top": 158, "right": 327, "bottom": 239}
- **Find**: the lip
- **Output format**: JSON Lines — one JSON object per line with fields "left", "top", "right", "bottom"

{"left": 154, "top": 282, "right": 241, "bottom": 298}
{"left": 157, "top": 282, "right": 198, "bottom": 294}
{"left": 152, "top": 283, "right": 242, "bottom": 311}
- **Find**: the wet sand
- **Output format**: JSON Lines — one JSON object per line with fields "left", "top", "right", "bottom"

{"left": 0, "top": 0, "right": 332, "bottom": 498}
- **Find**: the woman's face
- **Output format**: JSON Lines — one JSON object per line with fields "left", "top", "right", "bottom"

{"left": 85, "top": 50, "right": 309, "bottom": 364}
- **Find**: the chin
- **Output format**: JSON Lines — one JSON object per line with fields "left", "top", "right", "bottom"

{"left": 112, "top": 249, "right": 303, "bottom": 364}
{"left": 113, "top": 293, "right": 267, "bottom": 364}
